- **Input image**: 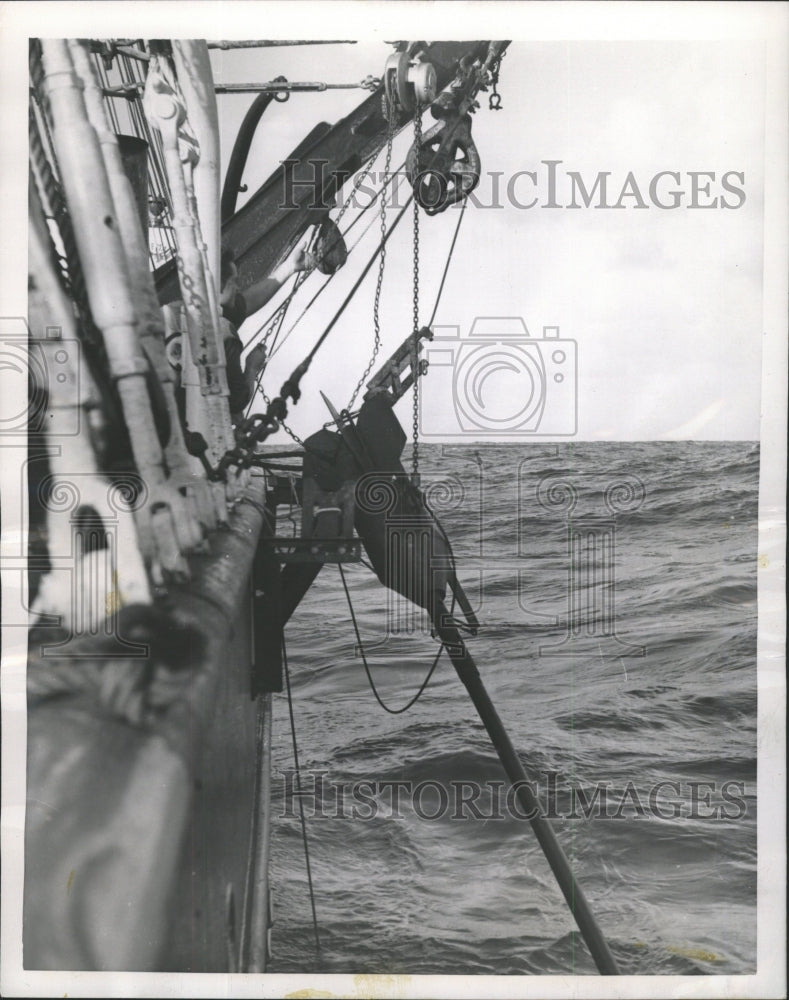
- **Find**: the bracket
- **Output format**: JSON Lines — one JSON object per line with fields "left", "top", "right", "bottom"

{"left": 364, "top": 326, "right": 433, "bottom": 404}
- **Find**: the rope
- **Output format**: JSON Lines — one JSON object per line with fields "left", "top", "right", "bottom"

{"left": 230, "top": 82, "right": 474, "bottom": 448}
{"left": 282, "top": 637, "right": 321, "bottom": 956}
{"left": 242, "top": 271, "right": 308, "bottom": 421}
{"left": 338, "top": 563, "right": 450, "bottom": 715}
{"left": 239, "top": 144, "right": 406, "bottom": 423}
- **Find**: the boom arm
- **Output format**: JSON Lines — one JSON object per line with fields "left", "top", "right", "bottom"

{"left": 155, "top": 42, "right": 508, "bottom": 304}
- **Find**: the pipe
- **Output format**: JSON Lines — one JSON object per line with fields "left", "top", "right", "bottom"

{"left": 221, "top": 90, "right": 278, "bottom": 223}
{"left": 214, "top": 81, "right": 377, "bottom": 94}
{"left": 431, "top": 600, "right": 621, "bottom": 976}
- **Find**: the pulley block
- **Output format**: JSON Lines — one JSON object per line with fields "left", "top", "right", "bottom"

{"left": 383, "top": 50, "right": 437, "bottom": 114}
{"left": 314, "top": 216, "right": 348, "bottom": 275}
{"left": 405, "top": 112, "right": 481, "bottom": 215}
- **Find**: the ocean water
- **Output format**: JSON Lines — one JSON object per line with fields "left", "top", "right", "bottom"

{"left": 267, "top": 441, "right": 759, "bottom": 976}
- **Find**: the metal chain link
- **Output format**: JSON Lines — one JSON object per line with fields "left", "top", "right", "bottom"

{"left": 260, "top": 390, "right": 306, "bottom": 448}
{"left": 411, "top": 102, "right": 423, "bottom": 486}
{"left": 332, "top": 135, "right": 389, "bottom": 233}
{"left": 489, "top": 50, "right": 505, "bottom": 111}
{"left": 346, "top": 98, "right": 397, "bottom": 410}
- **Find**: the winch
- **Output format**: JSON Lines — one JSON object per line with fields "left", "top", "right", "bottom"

{"left": 383, "top": 46, "right": 437, "bottom": 114}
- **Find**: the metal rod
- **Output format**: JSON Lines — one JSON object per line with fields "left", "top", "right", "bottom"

{"left": 214, "top": 80, "right": 378, "bottom": 94}
{"left": 207, "top": 40, "right": 357, "bottom": 50}
{"left": 431, "top": 600, "right": 621, "bottom": 976}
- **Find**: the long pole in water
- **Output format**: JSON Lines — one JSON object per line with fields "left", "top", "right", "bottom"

{"left": 431, "top": 601, "right": 620, "bottom": 976}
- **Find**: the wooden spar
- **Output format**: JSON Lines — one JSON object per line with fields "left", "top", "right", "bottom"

{"left": 431, "top": 600, "right": 621, "bottom": 976}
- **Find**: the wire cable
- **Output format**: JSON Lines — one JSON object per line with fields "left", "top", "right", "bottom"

{"left": 428, "top": 198, "right": 468, "bottom": 327}
{"left": 338, "top": 563, "right": 452, "bottom": 715}
{"left": 282, "top": 637, "right": 321, "bottom": 957}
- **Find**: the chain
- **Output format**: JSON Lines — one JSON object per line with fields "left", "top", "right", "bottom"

{"left": 245, "top": 143, "right": 393, "bottom": 416}
{"left": 411, "top": 102, "right": 423, "bottom": 486}
{"left": 248, "top": 135, "right": 391, "bottom": 358}
{"left": 489, "top": 49, "right": 505, "bottom": 111}
{"left": 346, "top": 98, "right": 397, "bottom": 410}
{"left": 260, "top": 391, "right": 306, "bottom": 448}
{"left": 333, "top": 136, "right": 388, "bottom": 233}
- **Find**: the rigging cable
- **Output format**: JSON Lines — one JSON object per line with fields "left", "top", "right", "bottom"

{"left": 338, "top": 563, "right": 456, "bottom": 715}
{"left": 243, "top": 152, "right": 409, "bottom": 358}
{"left": 427, "top": 197, "right": 468, "bottom": 327}
{"left": 283, "top": 636, "right": 322, "bottom": 956}
{"left": 236, "top": 83, "right": 478, "bottom": 445}
{"left": 303, "top": 192, "right": 414, "bottom": 370}
{"left": 265, "top": 202, "right": 386, "bottom": 363}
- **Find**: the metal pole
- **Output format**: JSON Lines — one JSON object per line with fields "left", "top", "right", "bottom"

{"left": 432, "top": 601, "right": 621, "bottom": 976}
{"left": 214, "top": 81, "right": 376, "bottom": 94}
{"left": 207, "top": 40, "right": 356, "bottom": 50}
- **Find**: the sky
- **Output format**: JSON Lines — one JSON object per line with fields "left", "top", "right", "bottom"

{"left": 209, "top": 37, "right": 766, "bottom": 441}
